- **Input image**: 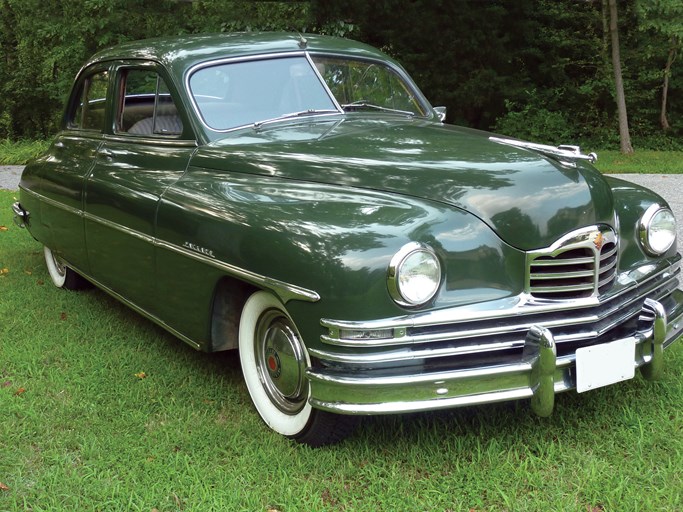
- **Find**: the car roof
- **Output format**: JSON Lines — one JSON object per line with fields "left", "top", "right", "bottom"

{"left": 85, "top": 32, "right": 396, "bottom": 76}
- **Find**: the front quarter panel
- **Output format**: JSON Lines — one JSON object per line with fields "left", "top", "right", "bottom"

{"left": 153, "top": 167, "right": 524, "bottom": 348}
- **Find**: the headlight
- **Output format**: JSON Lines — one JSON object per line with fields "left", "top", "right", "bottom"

{"left": 387, "top": 242, "right": 441, "bottom": 306}
{"left": 639, "top": 204, "right": 676, "bottom": 256}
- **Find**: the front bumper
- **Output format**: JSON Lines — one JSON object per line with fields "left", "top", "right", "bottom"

{"left": 306, "top": 257, "right": 683, "bottom": 416}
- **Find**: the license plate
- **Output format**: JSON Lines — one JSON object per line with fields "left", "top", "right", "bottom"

{"left": 575, "top": 338, "right": 636, "bottom": 393}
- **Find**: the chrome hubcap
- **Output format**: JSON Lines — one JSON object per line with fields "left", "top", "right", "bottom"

{"left": 50, "top": 251, "right": 66, "bottom": 277}
{"left": 255, "top": 309, "right": 308, "bottom": 414}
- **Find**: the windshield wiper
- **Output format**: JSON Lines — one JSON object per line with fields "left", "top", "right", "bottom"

{"left": 341, "top": 101, "right": 415, "bottom": 117}
{"left": 253, "top": 109, "right": 340, "bottom": 129}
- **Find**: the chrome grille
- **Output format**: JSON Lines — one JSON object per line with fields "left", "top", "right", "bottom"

{"left": 315, "top": 257, "right": 682, "bottom": 368}
{"left": 527, "top": 225, "right": 618, "bottom": 300}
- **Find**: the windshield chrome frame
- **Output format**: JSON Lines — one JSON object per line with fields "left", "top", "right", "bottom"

{"left": 185, "top": 50, "right": 434, "bottom": 134}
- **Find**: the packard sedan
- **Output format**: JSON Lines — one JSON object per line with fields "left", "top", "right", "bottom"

{"left": 12, "top": 33, "right": 683, "bottom": 446}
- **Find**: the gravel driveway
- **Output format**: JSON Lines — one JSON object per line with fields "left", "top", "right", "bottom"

{"left": 2, "top": 165, "right": 682, "bottom": 250}
{"left": 0, "top": 165, "right": 23, "bottom": 191}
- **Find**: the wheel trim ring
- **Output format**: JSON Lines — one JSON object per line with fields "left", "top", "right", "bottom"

{"left": 44, "top": 246, "right": 67, "bottom": 287}
{"left": 254, "top": 308, "right": 308, "bottom": 415}
{"left": 52, "top": 253, "right": 66, "bottom": 277}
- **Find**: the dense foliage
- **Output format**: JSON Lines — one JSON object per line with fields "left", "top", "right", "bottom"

{"left": 0, "top": 0, "right": 680, "bottom": 150}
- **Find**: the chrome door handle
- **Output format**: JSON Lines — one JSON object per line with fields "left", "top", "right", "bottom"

{"left": 98, "top": 149, "right": 113, "bottom": 159}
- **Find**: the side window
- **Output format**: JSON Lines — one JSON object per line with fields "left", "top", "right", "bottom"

{"left": 117, "top": 68, "right": 183, "bottom": 137}
{"left": 70, "top": 70, "right": 109, "bottom": 131}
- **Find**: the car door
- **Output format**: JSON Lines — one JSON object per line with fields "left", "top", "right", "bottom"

{"left": 84, "top": 62, "right": 196, "bottom": 314}
{"left": 34, "top": 65, "right": 110, "bottom": 273}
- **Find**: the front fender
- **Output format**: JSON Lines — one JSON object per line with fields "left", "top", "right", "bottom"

{"left": 154, "top": 167, "right": 523, "bottom": 348}
{"left": 605, "top": 176, "right": 678, "bottom": 270}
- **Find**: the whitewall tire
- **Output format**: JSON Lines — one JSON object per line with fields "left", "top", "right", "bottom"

{"left": 238, "top": 291, "right": 357, "bottom": 446}
{"left": 43, "top": 246, "right": 89, "bottom": 290}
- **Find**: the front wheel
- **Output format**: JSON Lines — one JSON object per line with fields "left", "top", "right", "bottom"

{"left": 43, "top": 246, "right": 90, "bottom": 290}
{"left": 238, "top": 291, "right": 356, "bottom": 446}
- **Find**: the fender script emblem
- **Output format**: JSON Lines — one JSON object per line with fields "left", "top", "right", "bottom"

{"left": 183, "top": 241, "right": 215, "bottom": 258}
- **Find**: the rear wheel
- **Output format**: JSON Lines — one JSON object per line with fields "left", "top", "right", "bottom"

{"left": 43, "top": 246, "right": 90, "bottom": 290}
{"left": 238, "top": 291, "right": 356, "bottom": 446}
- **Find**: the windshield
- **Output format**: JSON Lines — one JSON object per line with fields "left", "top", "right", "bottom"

{"left": 310, "top": 56, "right": 427, "bottom": 117}
{"left": 189, "top": 54, "right": 428, "bottom": 131}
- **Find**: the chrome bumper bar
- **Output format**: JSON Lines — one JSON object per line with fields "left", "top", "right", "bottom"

{"left": 306, "top": 294, "right": 683, "bottom": 416}
{"left": 11, "top": 201, "right": 29, "bottom": 228}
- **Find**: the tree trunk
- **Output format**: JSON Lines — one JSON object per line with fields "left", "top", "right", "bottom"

{"left": 601, "top": 0, "right": 610, "bottom": 59}
{"left": 608, "top": 0, "right": 633, "bottom": 154}
{"left": 660, "top": 38, "right": 677, "bottom": 131}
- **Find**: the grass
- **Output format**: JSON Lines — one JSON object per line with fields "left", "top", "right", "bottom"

{"left": 592, "top": 150, "right": 683, "bottom": 174}
{"left": 2, "top": 193, "right": 683, "bottom": 511}
{"left": 0, "top": 140, "right": 51, "bottom": 165}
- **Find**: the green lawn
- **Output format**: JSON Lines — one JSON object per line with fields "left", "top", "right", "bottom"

{"left": 2, "top": 191, "right": 683, "bottom": 511}
{"left": 593, "top": 150, "right": 683, "bottom": 174}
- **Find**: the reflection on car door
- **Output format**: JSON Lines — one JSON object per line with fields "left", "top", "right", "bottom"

{"left": 37, "top": 66, "right": 110, "bottom": 273}
{"left": 84, "top": 64, "right": 194, "bottom": 314}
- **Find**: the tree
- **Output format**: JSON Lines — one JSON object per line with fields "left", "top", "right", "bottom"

{"left": 606, "top": 0, "right": 634, "bottom": 153}
{"left": 637, "top": 0, "right": 683, "bottom": 131}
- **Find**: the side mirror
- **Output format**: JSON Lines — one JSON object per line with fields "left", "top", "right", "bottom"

{"left": 433, "top": 106, "right": 446, "bottom": 122}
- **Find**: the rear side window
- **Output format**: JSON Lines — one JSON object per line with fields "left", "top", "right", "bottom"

{"left": 70, "top": 70, "right": 109, "bottom": 131}
{"left": 117, "top": 68, "right": 183, "bottom": 137}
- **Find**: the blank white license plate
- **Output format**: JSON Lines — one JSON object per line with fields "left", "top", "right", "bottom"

{"left": 575, "top": 338, "right": 636, "bottom": 393}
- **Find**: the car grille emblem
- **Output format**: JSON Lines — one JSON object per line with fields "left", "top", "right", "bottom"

{"left": 593, "top": 232, "right": 604, "bottom": 251}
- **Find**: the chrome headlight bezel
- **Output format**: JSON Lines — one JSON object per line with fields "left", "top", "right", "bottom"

{"left": 387, "top": 242, "right": 442, "bottom": 307}
{"left": 639, "top": 204, "right": 676, "bottom": 256}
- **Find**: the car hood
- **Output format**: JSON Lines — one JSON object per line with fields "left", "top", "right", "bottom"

{"left": 192, "top": 118, "right": 614, "bottom": 250}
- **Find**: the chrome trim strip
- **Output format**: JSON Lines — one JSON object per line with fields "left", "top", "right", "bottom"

{"left": 84, "top": 212, "right": 154, "bottom": 243}
{"left": 155, "top": 240, "right": 320, "bottom": 303}
{"left": 103, "top": 134, "right": 198, "bottom": 147}
{"left": 22, "top": 187, "right": 84, "bottom": 218}
{"left": 59, "top": 260, "right": 202, "bottom": 350}
{"left": 23, "top": 188, "right": 320, "bottom": 304}
{"left": 530, "top": 283, "right": 595, "bottom": 292}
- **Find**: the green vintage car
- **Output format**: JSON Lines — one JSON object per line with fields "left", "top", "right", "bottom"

{"left": 12, "top": 32, "right": 683, "bottom": 446}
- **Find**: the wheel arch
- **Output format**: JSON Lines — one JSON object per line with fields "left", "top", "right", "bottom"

{"left": 207, "top": 275, "right": 258, "bottom": 352}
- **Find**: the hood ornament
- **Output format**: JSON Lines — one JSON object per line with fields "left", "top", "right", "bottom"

{"left": 489, "top": 137, "right": 598, "bottom": 165}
